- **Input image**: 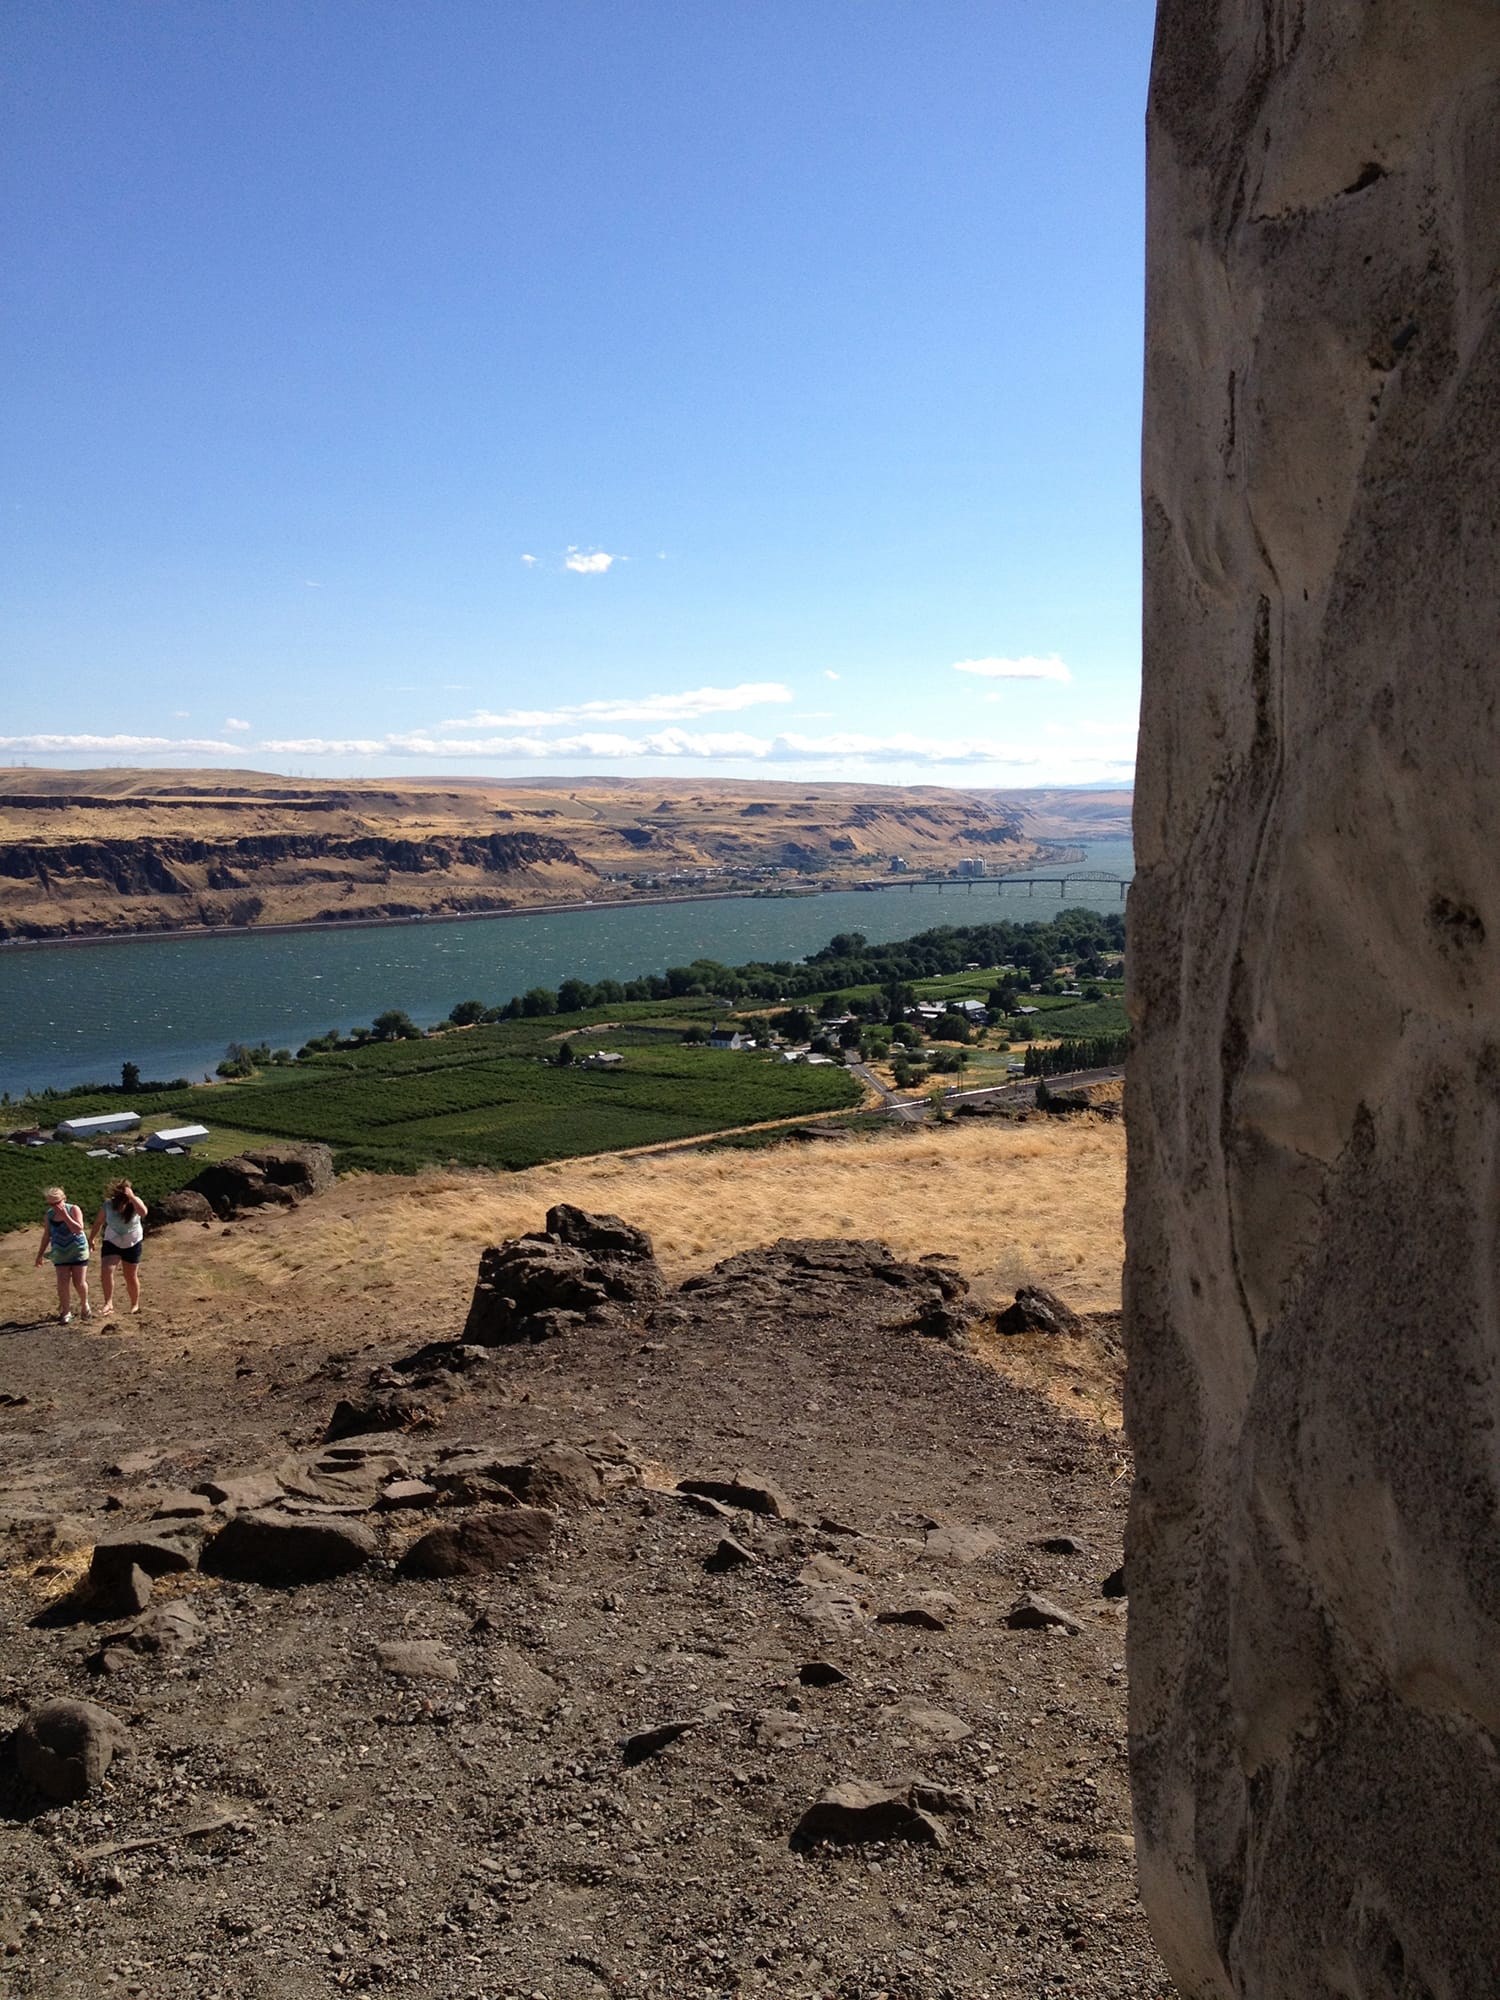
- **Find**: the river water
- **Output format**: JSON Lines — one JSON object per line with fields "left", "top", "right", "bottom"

{"left": 0, "top": 838, "right": 1133, "bottom": 1098}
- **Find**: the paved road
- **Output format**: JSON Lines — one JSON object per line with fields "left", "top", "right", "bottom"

{"left": 850, "top": 1061, "right": 1125, "bottom": 1125}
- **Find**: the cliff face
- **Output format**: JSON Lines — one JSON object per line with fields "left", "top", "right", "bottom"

{"left": 1130, "top": 5, "right": 1500, "bottom": 1995}
{"left": 0, "top": 830, "right": 596, "bottom": 940}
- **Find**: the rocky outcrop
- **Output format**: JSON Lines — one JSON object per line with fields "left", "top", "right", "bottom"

{"left": 1130, "top": 6, "right": 1500, "bottom": 1994}
{"left": 462, "top": 1206, "right": 664, "bottom": 1344}
{"left": 187, "top": 1144, "right": 334, "bottom": 1218}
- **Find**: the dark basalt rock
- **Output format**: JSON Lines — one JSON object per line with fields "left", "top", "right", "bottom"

{"left": 995, "top": 1285, "right": 1083, "bottom": 1337}
{"left": 461, "top": 1209, "right": 664, "bottom": 1345}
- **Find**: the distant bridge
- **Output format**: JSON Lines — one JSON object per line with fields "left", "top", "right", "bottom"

{"left": 860, "top": 871, "right": 1129, "bottom": 900}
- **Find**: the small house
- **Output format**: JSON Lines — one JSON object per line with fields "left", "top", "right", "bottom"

{"left": 583, "top": 1050, "right": 624, "bottom": 1068}
{"left": 146, "top": 1124, "right": 210, "bottom": 1152}
{"left": 55, "top": 1111, "right": 141, "bottom": 1141}
{"left": 708, "top": 1029, "right": 748, "bottom": 1051}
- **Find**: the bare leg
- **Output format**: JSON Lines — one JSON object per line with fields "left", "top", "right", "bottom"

{"left": 124, "top": 1263, "right": 141, "bottom": 1312}
{"left": 54, "top": 1265, "right": 71, "bottom": 1319}
{"left": 73, "top": 1266, "right": 91, "bottom": 1318}
{"left": 99, "top": 1259, "right": 116, "bottom": 1313}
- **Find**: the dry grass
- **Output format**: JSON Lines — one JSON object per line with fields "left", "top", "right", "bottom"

{"left": 0, "top": 1115, "right": 1126, "bottom": 1417}
{"left": 120, "top": 1113, "right": 1121, "bottom": 1306}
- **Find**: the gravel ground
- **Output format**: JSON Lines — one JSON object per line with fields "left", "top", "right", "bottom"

{"left": 0, "top": 1221, "right": 1171, "bottom": 1999}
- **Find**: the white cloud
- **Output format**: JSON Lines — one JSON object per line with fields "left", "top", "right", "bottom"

{"left": 953, "top": 654, "right": 1072, "bottom": 683}
{"left": 172, "top": 710, "right": 190, "bottom": 719}
{"left": 824, "top": 670, "right": 840, "bottom": 681}
{"left": 442, "top": 682, "right": 794, "bottom": 729}
{"left": 519, "top": 554, "right": 537, "bottom": 566}
{"left": 225, "top": 717, "right": 251, "bottom": 732}
{"left": 256, "top": 728, "right": 1046, "bottom": 768}
{"left": 564, "top": 548, "right": 619, "bottom": 575}
{"left": 304, "top": 579, "right": 321, "bottom": 588}
{"left": 0, "top": 733, "right": 243, "bottom": 755}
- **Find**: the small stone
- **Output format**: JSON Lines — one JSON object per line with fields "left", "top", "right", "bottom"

{"left": 885, "top": 1704, "right": 972, "bottom": 1745}
{"left": 398, "top": 1506, "right": 554, "bottom": 1578}
{"left": 1035, "top": 1535, "right": 1087, "bottom": 1556}
{"left": 375, "top": 1640, "right": 459, "bottom": 1681}
{"left": 794, "top": 1779, "right": 946, "bottom": 1848}
{"left": 1005, "top": 1591, "right": 1082, "bottom": 1634}
{"left": 1101, "top": 1563, "right": 1128, "bottom": 1598}
{"left": 150, "top": 1490, "right": 214, "bottom": 1522}
{"left": 13, "top": 1699, "right": 126, "bottom": 1803}
{"left": 798, "top": 1661, "right": 849, "bottom": 1687}
{"left": 923, "top": 1522, "right": 999, "bottom": 1565}
{"left": 621, "top": 1718, "right": 699, "bottom": 1764}
{"left": 378, "top": 1479, "right": 438, "bottom": 1511}
{"left": 753, "top": 1708, "right": 805, "bottom": 1749}
{"left": 705, "top": 1536, "right": 758, "bottom": 1572}
{"left": 876, "top": 1590, "right": 956, "bottom": 1632}
{"left": 677, "top": 1471, "right": 798, "bottom": 1521}
{"left": 995, "top": 1285, "right": 1083, "bottom": 1336}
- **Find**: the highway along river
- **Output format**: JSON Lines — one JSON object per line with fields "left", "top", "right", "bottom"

{"left": 0, "top": 839, "right": 1132, "bottom": 1096}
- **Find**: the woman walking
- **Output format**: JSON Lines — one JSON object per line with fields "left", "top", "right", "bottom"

{"left": 91, "top": 1179, "right": 148, "bottom": 1316}
{"left": 33, "top": 1185, "right": 92, "bottom": 1324}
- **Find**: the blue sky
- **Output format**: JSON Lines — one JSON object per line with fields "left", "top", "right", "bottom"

{"left": 2, "top": 2, "right": 1152, "bottom": 787}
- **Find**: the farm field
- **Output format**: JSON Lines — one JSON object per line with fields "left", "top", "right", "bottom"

{"left": 0, "top": 1000, "right": 863, "bottom": 1234}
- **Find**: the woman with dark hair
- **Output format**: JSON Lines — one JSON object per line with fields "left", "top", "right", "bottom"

{"left": 90, "top": 1178, "right": 149, "bottom": 1316}
{"left": 34, "top": 1185, "right": 91, "bottom": 1324}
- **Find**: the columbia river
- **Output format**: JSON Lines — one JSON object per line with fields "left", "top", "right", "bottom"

{"left": 0, "top": 839, "right": 1132, "bottom": 1098}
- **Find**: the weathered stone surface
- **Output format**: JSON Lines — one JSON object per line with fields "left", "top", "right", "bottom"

{"left": 397, "top": 1506, "right": 554, "bottom": 1578}
{"left": 378, "top": 1478, "right": 437, "bottom": 1511}
{"left": 1132, "top": 7, "right": 1500, "bottom": 1994}
{"left": 13, "top": 1699, "right": 126, "bottom": 1802}
{"left": 194, "top": 1469, "right": 284, "bottom": 1513}
{"left": 201, "top": 1510, "right": 377, "bottom": 1583}
{"left": 923, "top": 1521, "right": 999, "bottom": 1566}
{"left": 1005, "top": 1592, "right": 1080, "bottom": 1636}
{"left": 705, "top": 1535, "right": 757, "bottom": 1573}
{"left": 677, "top": 1470, "right": 797, "bottom": 1521}
{"left": 90, "top": 1530, "right": 199, "bottom": 1607}
{"left": 144, "top": 1189, "right": 215, "bottom": 1231}
{"left": 995, "top": 1285, "right": 1081, "bottom": 1337}
{"left": 793, "top": 1779, "right": 945, "bottom": 1848}
{"left": 150, "top": 1489, "right": 214, "bottom": 1521}
{"left": 94, "top": 1602, "right": 206, "bottom": 1673}
{"left": 798, "top": 1660, "right": 849, "bottom": 1688}
{"left": 375, "top": 1639, "right": 458, "bottom": 1681}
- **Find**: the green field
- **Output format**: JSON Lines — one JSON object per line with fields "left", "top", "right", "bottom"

{"left": 2, "top": 1001, "right": 861, "bottom": 1234}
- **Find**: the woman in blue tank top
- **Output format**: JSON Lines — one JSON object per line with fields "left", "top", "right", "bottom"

{"left": 33, "top": 1185, "right": 92, "bottom": 1325}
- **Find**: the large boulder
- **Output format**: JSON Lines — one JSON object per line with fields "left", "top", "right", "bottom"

{"left": 200, "top": 1511, "right": 377, "bottom": 1583}
{"left": 186, "top": 1143, "right": 333, "bottom": 1219}
{"left": 12, "top": 1699, "right": 126, "bottom": 1803}
{"left": 1132, "top": 6, "right": 1500, "bottom": 1994}
{"left": 144, "top": 1188, "right": 215, "bottom": 1232}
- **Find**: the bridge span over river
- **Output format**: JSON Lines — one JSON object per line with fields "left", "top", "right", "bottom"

{"left": 857, "top": 869, "right": 1129, "bottom": 900}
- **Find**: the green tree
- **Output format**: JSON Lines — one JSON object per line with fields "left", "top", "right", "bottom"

{"left": 120, "top": 1061, "right": 141, "bottom": 1094}
{"left": 553, "top": 1038, "right": 576, "bottom": 1066}
{"left": 448, "top": 999, "right": 487, "bottom": 1026}
{"left": 680, "top": 1023, "right": 709, "bottom": 1045}
{"left": 520, "top": 987, "right": 557, "bottom": 1018}
{"left": 557, "top": 978, "right": 593, "bottom": 1013}
{"left": 372, "top": 1009, "right": 420, "bottom": 1041}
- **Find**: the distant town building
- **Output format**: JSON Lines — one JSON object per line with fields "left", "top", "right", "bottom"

{"left": 888, "top": 855, "right": 910, "bottom": 873}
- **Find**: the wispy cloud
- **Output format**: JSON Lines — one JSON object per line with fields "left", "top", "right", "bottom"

{"left": 519, "top": 554, "right": 537, "bottom": 567}
{"left": 824, "top": 670, "right": 840, "bottom": 681}
{"left": 0, "top": 733, "right": 243, "bottom": 756}
{"left": 442, "top": 683, "right": 794, "bottom": 729}
{"left": 953, "top": 654, "right": 1072, "bottom": 683}
{"left": 260, "top": 728, "right": 1046, "bottom": 769}
{"left": 564, "top": 548, "right": 619, "bottom": 575}
{"left": 225, "top": 717, "right": 251, "bottom": 732}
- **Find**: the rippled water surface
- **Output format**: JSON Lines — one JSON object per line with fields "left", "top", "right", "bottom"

{"left": 0, "top": 839, "right": 1133, "bottom": 1096}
